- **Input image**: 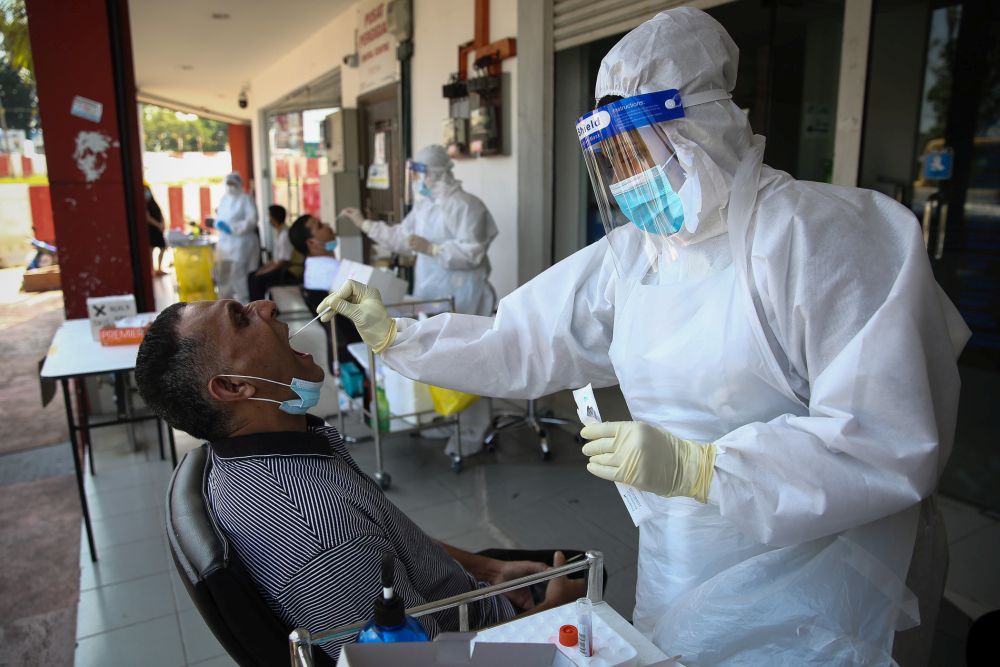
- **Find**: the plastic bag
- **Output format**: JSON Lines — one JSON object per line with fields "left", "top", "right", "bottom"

{"left": 428, "top": 386, "right": 480, "bottom": 416}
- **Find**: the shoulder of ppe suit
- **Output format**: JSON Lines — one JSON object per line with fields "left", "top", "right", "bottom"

{"left": 751, "top": 178, "right": 938, "bottom": 375}
{"left": 441, "top": 191, "right": 499, "bottom": 234}
{"left": 753, "top": 176, "right": 925, "bottom": 282}
{"left": 440, "top": 188, "right": 487, "bottom": 217}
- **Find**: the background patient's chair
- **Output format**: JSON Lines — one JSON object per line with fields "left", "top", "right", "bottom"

{"left": 166, "top": 445, "right": 335, "bottom": 667}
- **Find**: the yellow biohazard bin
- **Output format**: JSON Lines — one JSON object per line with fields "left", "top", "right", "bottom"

{"left": 172, "top": 241, "right": 217, "bottom": 302}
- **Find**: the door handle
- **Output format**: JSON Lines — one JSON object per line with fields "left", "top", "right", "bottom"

{"left": 922, "top": 199, "right": 938, "bottom": 249}
{"left": 934, "top": 203, "right": 949, "bottom": 260}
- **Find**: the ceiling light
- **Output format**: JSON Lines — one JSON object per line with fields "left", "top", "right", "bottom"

{"left": 211, "top": 12, "right": 230, "bottom": 20}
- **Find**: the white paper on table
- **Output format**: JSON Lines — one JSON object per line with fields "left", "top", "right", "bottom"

{"left": 572, "top": 384, "right": 653, "bottom": 527}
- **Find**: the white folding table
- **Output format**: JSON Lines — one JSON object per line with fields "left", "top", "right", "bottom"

{"left": 40, "top": 317, "right": 176, "bottom": 562}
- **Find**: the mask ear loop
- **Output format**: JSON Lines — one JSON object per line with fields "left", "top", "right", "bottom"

{"left": 215, "top": 374, "right": 291, "bottom": 406}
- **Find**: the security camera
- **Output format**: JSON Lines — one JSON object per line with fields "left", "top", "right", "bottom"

{"left": 238, "top": 91, "right": 248, "bottom": 109}
{"left": 343, "top": 53, "right": 359, "bottom": 68}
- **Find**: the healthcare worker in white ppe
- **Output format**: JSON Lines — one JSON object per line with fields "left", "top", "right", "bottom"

{"left": 215, "top": 171, "right": 260, "bottom": 303}
{"left": 341, "top": 144, "right": 499, "bottom": 456}
{"left": 339, "top": 144, "right": 498, "bottom": 316}
{"left": 320, "top": 9, "right": 970, "bottom": 665}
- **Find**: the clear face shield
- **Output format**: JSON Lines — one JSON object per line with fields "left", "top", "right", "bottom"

{"left": 577, "top": 88, "right": 729, "bottom": 286}
{"left": 404, "top": 159, "right": 433, "bottom": 206}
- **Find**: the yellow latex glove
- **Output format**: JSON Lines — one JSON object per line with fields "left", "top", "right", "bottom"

{"left": 581, "top": 421, "right": 716, "bottom": 503}
{"left": 340, "top": 207, "right": 372, "bottom": 233}
{"left": 317, "top": 280, "right": 397, "bottom": 353}
{"left": 407, "top": 234, "right": 438, "bottom": 256}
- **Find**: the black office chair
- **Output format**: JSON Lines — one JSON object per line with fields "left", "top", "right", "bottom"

{"left": 166, "top": 445, "right": 335, "bottom": 667}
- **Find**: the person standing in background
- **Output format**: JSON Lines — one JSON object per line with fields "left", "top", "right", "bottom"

{"left": 145, "top": 182, "right": 168, "bottom": 277}
{"left": 340, "top": 145, "right": 499, "bottom": 457}
{"left": 215, "top": 172, "right": 260, "bottom": 303}
{"left": 340, "top": 144, "right": 498, "bottom": 316}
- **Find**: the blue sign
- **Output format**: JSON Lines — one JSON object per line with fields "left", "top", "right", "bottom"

{"left": 924, "top": 148, "right": 953, "bottom": 181}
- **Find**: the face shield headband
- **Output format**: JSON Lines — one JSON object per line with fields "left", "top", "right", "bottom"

{"left": 575, "top": 88, "right": 731, "bottom": 286}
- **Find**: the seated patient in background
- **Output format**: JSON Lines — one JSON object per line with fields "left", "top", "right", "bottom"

{"left": 135, "top": 300, "right": 585, "bottom": 662}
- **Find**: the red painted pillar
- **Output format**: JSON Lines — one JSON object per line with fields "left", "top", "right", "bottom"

{"left": 227, "top": 124, "right": 252, "bottom": 192}
{"left": 25, "top": 0, "right": 152, "bottom": 318}
{"left": 199, "top": 186, "right": 212, "bottom": 225}
{"left": 167, "top": 186, "right": 184, "bottom": 230}
{"left": 29, "top": 185, "right": 56, "bottom": 244}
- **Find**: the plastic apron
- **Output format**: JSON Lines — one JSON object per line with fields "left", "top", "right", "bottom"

{"left": 411, "top": 187, "right": 493, "bottom": 316}
{"left": 607, "top": 137, "right": 920, "bottom": 665}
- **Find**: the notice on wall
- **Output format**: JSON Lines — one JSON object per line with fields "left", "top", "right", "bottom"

{"left": 357, "top": 0, "right": 399, "bottom": 95}
{"left": 374, "top": 132, "right": 387, "bottom": 164}
{"left": 70, "top": 96, "right": 103, "bottom": 124}
{"left": 366, "top": 163, "right": 390, "bottom": 190}
{"left": 802, "top": 103, "right": 831, "bottom": 136}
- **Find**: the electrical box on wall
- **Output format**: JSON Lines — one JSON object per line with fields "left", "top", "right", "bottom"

{"left": 442, "top": 117, "right": 468, "bottom": 157}
{"left": 440, "top": 1, "right": 516, "bottom": 159}
{"left": 319, "top": 108, "right": 363, "bottom": 263}
{"left": 323, "top": 108, "right": 359, "bottom": 173}
{"left": 467, "top": 74, "right": 502, "bottom": 156}
{"left": 441, "top": 73, "right": 509, "bottom": 158}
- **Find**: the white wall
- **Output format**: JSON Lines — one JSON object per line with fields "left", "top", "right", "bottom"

{"left": 245, "top": 0, "right": 521, "bottom": 299}
{"left": 411, "top": 0, "right": 519, "bottom": 298}
{"left": 0, "top": 184, "right": 32, "bottom": 267}
{"left": 247, "top": 6, "right": 362, "bottom": 230}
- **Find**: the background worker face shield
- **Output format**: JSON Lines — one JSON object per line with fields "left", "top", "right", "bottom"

{"left": 577, "top": 88, "right": 730, "bottom": 288}
{"left": 405, "top": 159, "right": 431, "bottom": 204}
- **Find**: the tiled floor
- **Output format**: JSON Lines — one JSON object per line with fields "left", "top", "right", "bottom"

{"left": 73, "top": 392, "right": 1000, "bottom": 665}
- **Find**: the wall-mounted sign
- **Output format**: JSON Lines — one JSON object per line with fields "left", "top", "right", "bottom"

{"left": 924, "top": 148, "right": 953, "bottom": 181}
{"left": 357, "top": 0, "right": 399, "bottom": 95}
{"left": 366, "top": 163, "right": 390, "bottom": 190}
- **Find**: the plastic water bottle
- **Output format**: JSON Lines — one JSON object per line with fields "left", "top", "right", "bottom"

{"left": 375, "top": 376, "right": 391, "bottom": 432}
{"left": 356, "top": 553, "right": 429, "bottom": 644}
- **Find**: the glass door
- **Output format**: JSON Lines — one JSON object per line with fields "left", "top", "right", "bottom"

{"left": 912, "top": 0, "right": 1000, "bottom": 510}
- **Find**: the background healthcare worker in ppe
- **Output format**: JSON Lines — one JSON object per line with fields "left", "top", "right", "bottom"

{"left": 215, "top": 171, "right": 260, "bottom": 303}
{"left": 321, "top": 8, "right": 970, "bottom": 665}
{"left": 340, "top": 143, "right": 499, "bottom": 456}
{"left": 339, "top": 144, "right": 498, "bottom": 316}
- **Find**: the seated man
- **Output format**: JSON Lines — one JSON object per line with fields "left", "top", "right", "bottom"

{"left": 247, "top": 205, "right": 302, "bottom": 301}
{"left": 135, "top": 300, "right": 585, "bottom": 662}
{"left": 289, "top": 214, "right": 341, "bottom": 298}
{"left": 288, "top": 214, "right": 362, "bottom": 364}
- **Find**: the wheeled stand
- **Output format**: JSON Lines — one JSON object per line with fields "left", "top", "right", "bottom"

{"left": 484, "top": 398, "right": 580, "bottom": 460}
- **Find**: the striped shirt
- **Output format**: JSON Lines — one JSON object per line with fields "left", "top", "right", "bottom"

{"left": 205, "top": 417, "right": 515, "bottom": 663}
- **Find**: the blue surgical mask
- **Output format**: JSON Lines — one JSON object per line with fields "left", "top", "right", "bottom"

{"left": 217, "top": 374, "right": 324, "bottom": 415}
{"left": 324, "top": 240, "right": 338, "bottom": 252}
{"left": 610, "top": 163, "right": 685, "bottom": 235}
{"left": 416, "top": 181, "right": 432, "bottom": 198}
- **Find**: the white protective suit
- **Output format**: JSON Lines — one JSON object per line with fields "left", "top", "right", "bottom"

{"left": 215, "top": 174, "right": 260, "bottom": 302}
{"left": 364, "top": 154, "right": 498, "bottom": 316}
{"left": 377, "top": 9, "right": 970, "bottom": 665}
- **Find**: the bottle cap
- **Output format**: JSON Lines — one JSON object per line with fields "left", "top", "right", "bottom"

{"left": 559, "top": 624, "right": 578, "bottom": 647}
{"left": 373, "top": 553, "right": 405, "bottom": 629}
